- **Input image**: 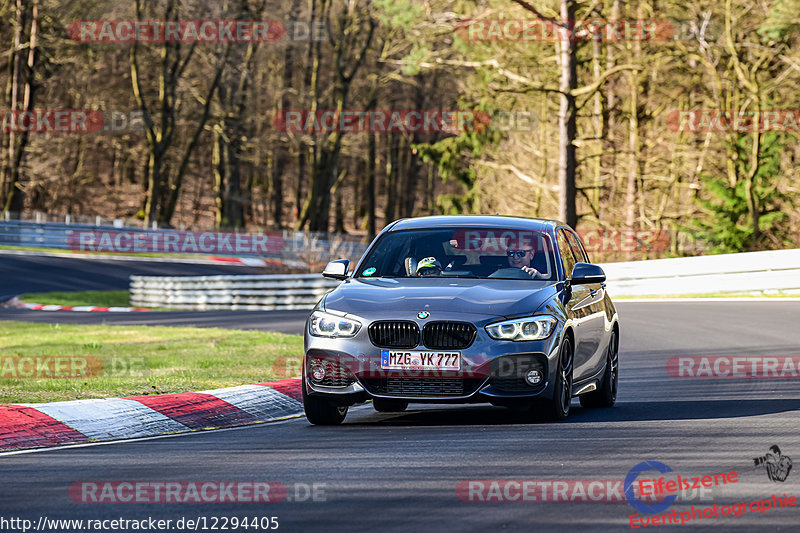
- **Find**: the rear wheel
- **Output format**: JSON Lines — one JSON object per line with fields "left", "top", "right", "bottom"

{"left": 372, "top": 398, "right": 409, "bottom": 412}
{"left": 579, "top": 330, "right": 618, "bottom": 408}
{"left": 536, "top": 335, "right": 574, "bottom": 421}
{"left": 303, "top": 378, "right": 348, "bottom": 425}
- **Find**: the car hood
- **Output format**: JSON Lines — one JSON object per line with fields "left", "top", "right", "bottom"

{"left": 323, "top": 278, "right": 558, "bottom": 318}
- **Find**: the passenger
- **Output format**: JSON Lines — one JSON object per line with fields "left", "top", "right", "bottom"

{"left": 415, "top": 257, "right": 443, "bottom": 277}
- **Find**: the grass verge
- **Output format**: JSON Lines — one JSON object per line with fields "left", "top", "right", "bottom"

{"left": 0, "top": 321, "right": 303, "bottom": 404}
{"left": 20, "top": 290, "right": 132, "bottom": 308}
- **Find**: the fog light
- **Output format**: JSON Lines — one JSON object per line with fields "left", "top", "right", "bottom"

{"left": 311, "top": 365, "right": 326, "bottom": 381}
{"left": 525, "top": 369, "right": 542, "bottom": 385}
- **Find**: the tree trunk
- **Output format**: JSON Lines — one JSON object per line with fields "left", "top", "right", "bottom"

{"left": 624, "top": 2, "right": 645, "bottom": 258}
{"left": 367, "top": 130, "right": 377, "bottom": 239}
{"left": 384, "top": 132, "right": 397, "bottom": 225}
{"left": 557, "top": 0, "right": 577, "bottom": 228}
{"left": 604, "top": 0, "right": 620, "bottom": 210}
{"left": 334, "top": 186, "right": 346, "bottom": 233}
{"left": 2, "top": 0, "right": 38, "bottom": 214}
{"left": 295, "top": 151, "right": 306, "bottom": 223}
{"left": 213, "top": 127, "right": 225, "bottom": 227}
{"left": 296, "top": 0, "right": 375, "bottom": 232}
{"left": 270, "top": 0, "right": 302, "bottom": 229}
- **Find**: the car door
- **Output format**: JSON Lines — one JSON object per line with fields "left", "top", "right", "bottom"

{"left": 564, "top": 229, "right": 606, "bottom": 378}
{"left": 556, "top": 229, "right": 594, "bottom": 381}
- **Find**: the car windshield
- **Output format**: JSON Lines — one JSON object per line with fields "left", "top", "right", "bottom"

{"left": 356, "top": 228, "right": 557, "bottom": 281}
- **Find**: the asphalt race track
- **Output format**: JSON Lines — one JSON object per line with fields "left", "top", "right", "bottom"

{"left": 0, "top": 255, "right": 799, "bottom": 531}
{"left": 0, "top": 252, "right": 263, "bottom": 298}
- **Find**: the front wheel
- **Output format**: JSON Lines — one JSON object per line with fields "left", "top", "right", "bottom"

{"left": 303, "top": 379, "right": 348, "bottom": 425}
{"left": 579, "top": 330, "right": 618, "bottom": 408}
{"left": 536, "top": 335, "right": 574, "bottom": 421}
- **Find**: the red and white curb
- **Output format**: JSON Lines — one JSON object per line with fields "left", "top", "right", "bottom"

{"left": 5, "top": 298, "right": 151, "bottom": 312}
{"left": 209, "top": 256, "right": 308, "bottom": 270}
{"left": 0, "top": 377, "right": 303, "bottom": 451}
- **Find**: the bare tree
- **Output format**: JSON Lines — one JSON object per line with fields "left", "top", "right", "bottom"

{"left": 296, "top": 0, "right": 376, "bottom": 232}
{"left": 130, "top": 0, "right": 228, "bottom": 226}
{"left": 1, "top": 0, "right": 39, "bottom": 214}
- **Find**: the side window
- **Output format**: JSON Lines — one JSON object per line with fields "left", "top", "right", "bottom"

{"left": 565, "top": 230, "right": 590, "bottom": 264}
{"left": 556, "top": 230, "right": 576, "bottom": 278}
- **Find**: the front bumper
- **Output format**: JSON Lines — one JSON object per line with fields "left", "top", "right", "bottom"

{"left": 303, "top": 310, "right": 563, "bottom": 404}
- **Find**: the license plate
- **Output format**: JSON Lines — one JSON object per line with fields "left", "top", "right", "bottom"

{"left": 380, "top": 350, "right": 461, "bottom": 370}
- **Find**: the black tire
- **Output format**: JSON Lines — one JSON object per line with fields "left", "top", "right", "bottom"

{"left": 303, "top": 378, "right": 348, "bottom": 425}
{"left": 372, "top": 398, "right": 409, "bottom": 412}
{"left": 579, "top": 330, "right": 618, "bottom": 408}
{"left": 536, "top": 335, "right": 574, "bottom": 421}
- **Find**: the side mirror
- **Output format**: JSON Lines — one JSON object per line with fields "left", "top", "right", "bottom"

{"left": 571, "top": 262, "right": 606, "bottom": 284}
{"left": 322, "top": 259, "right": 350, "bottom": 280}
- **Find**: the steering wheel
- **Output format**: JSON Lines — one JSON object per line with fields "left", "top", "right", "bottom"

{"left": 488, "top": 268, "right": 535, "bottom": 279}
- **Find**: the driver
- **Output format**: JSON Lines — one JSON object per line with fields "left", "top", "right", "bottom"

{"left": 506, "top": 248, "right": 545, "bottom": 279}
{"left": 415, "top": 257, "right": 443, "bottom": 277}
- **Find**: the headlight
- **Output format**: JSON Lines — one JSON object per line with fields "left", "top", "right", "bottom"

{"left": 309, "top": 311, "right": 362, "bottom": 338}
{"left": 485, "top": 315, "right": 557, "bottom": 341}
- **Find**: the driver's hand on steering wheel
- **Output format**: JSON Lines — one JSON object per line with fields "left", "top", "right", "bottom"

{"left": 521, "top": 266, "right": 542, "bottom": 279}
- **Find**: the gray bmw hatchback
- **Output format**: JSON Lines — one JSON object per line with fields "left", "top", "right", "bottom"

{"left": 303, "top": 215, "right": 620, "bottom": 424}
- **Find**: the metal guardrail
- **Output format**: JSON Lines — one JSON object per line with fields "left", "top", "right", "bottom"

{"left": 0, "top": 219, "right": 121, "bottom": 250}
{"left": 129, "top": 249, "right": 800, "bottom": 310}
{"left": 0, "top": 218, "right": 368, "bottom": 265}
{"left": 600, "top": 249, "right": 800, "bottom": 296}
{"left": 130, "top": 274, "right": 340, "bottom": 310}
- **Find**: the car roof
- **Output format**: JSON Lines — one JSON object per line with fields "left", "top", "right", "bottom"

{"left": 387, "top": 215, "right": 564, "bottom": 233}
